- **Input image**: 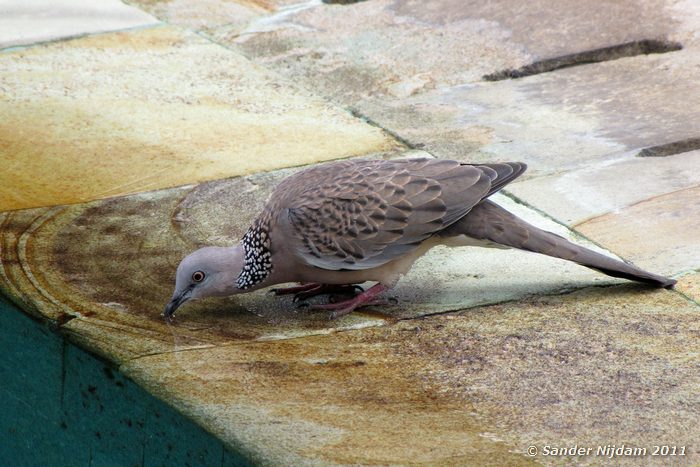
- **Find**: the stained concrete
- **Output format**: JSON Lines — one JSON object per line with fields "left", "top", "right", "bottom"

{"left": 122, "top": 287, "right": 700, "bottom": 465}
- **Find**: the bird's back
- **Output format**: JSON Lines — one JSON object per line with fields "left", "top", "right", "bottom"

{"left": 263, "top": 158, "right": 526, "bottom": 274}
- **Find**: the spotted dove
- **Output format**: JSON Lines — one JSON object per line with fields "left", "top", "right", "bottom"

{"left": 164, "top": 158, "right": 675, "bottom": 320}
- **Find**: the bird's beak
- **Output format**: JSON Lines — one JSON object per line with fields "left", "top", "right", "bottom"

{"left": 162, "top": 287, "right": 192, "bottom": 321}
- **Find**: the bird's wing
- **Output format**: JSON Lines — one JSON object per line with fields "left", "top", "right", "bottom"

{"left": 274, "top": 158, "right": 525, "bottom": 271}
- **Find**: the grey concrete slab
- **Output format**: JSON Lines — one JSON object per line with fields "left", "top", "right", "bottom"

{"left": 208, "top": 0, "right": 699, "bottom": 178}
{"left": 358, "top": 47, "right": 700, "bottom": 177}
{"left": 227, "top": 0, "right": 681, "bottom": 101}
{"left": 0, "top": 0, "right": 159, "bottom": 49}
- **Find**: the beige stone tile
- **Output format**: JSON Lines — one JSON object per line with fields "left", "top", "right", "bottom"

{"left": 0, "top": 0, "right": 159, "bottom": 49}
{"left": 0, "top": 27, "right": 396, "bottom": 211}
{"left": 121, "top": 286, "right": 700, "bottom": 465}
{"left": 575, "top": 186, "right": 700, "bottom": 276}
{"left": 506, "top": 149, "right": 700, "bottom": 225}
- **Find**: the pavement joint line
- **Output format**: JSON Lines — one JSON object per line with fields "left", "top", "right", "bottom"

{"left": 483, "top": 39, "right": 683, "bottom": 81}
{"left": 120, "top": 342, "right": 221, "bottom": 362}
{"left": 570, "top": 182, "right": 700, "bottom": 228}
{"left": 130, "top": 24, "right": 413, "bottom": 154}
{"left": 347, "top": 107, "right": 416, "bottom": 150}
{"left": 637, "top": 137, "right": 700, "bottom": 157}
{"left": 191, "top": 26, "right": 412, "bottom": 153}
{"left": 123, "top": 279, "right": 669, "bottom": 365}
{"left": 0, "top": 22, "right": 165, "bottom": 54}
{"left": 322, "top": 0, "right": 370, "bottom": 4}
{"left": 674, "top": 289, "right": 700, "bottom": 308}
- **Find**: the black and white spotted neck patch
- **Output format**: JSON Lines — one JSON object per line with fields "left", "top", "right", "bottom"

{"left": 236, "top": 223, "right": 273, "bottom": 289}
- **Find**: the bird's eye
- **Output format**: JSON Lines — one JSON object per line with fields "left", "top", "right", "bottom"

{"left": 192, "top": 271, "right": 205, "bottom": 282}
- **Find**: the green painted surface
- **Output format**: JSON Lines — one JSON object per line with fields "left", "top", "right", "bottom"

{"left": 0, "top": 296, "right": 249, "bottom": 467}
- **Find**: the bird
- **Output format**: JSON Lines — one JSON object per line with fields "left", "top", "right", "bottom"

{"left": 163, "top": 158, "right": 676, "bottom": 321}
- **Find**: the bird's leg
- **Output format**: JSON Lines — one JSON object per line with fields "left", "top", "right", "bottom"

{"left": 311, "top": 283, "right": 389, "bottom": 319}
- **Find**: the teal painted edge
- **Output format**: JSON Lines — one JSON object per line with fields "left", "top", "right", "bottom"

{"left": 0, "top": 294, "right": 251, "bottom": 467}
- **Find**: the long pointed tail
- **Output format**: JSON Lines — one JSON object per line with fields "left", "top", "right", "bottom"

{"left": 446, "top": 200, "right": 676, "bottom": 288}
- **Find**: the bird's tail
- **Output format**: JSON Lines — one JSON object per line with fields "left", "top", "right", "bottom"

{"left": 447, "top": 200, "right": 676, "bottom": 288}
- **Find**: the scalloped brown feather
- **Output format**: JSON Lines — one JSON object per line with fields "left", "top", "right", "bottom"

{"left": 259, "top": 158, "right": 522, "bottom": 271}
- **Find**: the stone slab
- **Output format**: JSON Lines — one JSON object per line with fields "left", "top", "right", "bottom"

{"left": 228, "top": 0, "right": 680, "bottom": 101}
{"left": 218, "top": 0, "right": 700, "bottom": 178}
{"left": 506, "top": 149, "right": 700, "bottom": 225}
{"left": 575, "top": 185, "right": 700, "bottom": 276}
{"left": 0, "top": 26, "right": 396, "bottom": 211}
{"left": 121, "top": 286, "right": 700, "bottom": 465}
{"left": 357, "top": 47, "right": 700, "bottom": 176}
{"left": 0, "top": 0, "right": 159, "bottom": 49}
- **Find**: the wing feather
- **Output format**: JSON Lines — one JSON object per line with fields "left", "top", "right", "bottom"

{"left": 271, "top": 158, "right": 525, "bottom": 271}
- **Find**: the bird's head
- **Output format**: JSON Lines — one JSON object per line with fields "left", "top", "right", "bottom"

{"left": 162, "top": 245, "right": 244, "bottom": 321}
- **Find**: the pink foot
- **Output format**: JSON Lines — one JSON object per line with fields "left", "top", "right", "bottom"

{"left": 310, "top": 283, "right": 389, "bottom": 319}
